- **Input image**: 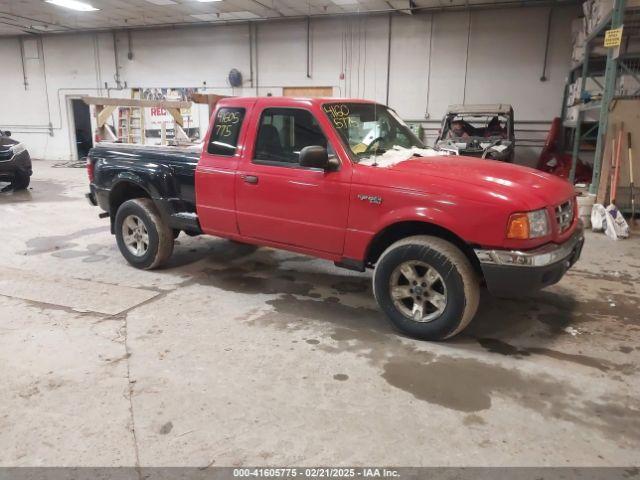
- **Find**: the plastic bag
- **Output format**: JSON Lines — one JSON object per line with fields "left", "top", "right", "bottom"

{"left": 591, "top": 203, "right": 606, "bottom": 231}
{"left": 604, "top": 204, "right": 629, "bottom": 240}
{"left": 591, "top": 203, "right": 629, "bottom": 239}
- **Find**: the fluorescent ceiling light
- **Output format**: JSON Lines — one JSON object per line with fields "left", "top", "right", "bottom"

{"left": 45, "top": 0, "right": 99, "bottom": 11}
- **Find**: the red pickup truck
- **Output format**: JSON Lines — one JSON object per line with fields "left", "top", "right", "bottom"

{"left": 86, "top": 97, "right": 584, "bottom": 340}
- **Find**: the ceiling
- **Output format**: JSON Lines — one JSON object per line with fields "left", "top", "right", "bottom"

{"left": 0, "top": 0, "right": 578, "bottom": 36}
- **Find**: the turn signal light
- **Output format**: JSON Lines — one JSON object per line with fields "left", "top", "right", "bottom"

{"left": 506, "top": 209, "right": 550, "bottom": 239}
{"left": 506, "top": 213, "right": 530, "bottom": 239}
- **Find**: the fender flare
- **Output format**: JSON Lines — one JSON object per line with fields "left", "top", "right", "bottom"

{"left": 372, "top": 206, "right": 465, "bottom": 240}
{"left": 363, "top": 206, "right": 477, "bottom": 268}
{"left": 111, "top": 173, "right": 157, "bottom": 199}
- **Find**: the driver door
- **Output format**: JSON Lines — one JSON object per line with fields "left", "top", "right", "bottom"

{"left": 235, "top": 106, "right": 350, "bottom": 255}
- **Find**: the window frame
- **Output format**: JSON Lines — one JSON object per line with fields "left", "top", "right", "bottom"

{"left": 206, "top": 107, "right": 246, "bottom": 157}
{"left": 251, "top": 106, "right": 338, "bottom": 171}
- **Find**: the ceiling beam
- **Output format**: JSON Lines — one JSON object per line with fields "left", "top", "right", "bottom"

{"left": 250, "top": 0, "right": 285, "bottom": 17}
{"left": 82, "top": 96, "right": 191, "bottom": 109}
{"left": 0, "top": 0, "right": 580, "bottom": 38}
{"left": 0, "top": 11, "right": 75, "bottom": 32}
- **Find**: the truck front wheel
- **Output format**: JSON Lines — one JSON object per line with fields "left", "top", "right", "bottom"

{"left": 373, "top": 235, "right": 480, "bottom": 340}
{"left": 115, "top": 198, "right": 174, "bottom": 270}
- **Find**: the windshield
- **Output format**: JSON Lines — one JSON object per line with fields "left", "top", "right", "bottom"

{"left": 441, "top": 114, "right": 509, "bottom": 141}
{"left": 322, "top": 102, "right": 425, "bottom": 162}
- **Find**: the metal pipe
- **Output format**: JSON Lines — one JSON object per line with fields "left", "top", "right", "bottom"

{"left": 404, "top": 119, "right": 553, "bottom": 124}
{"left": 127, "top": 30, "right": 133, "bottom": 60}
{"left": 462, "top": 11, "right": 471, "bottom": 104}
{"left": 112, "top": 30, "right": 122, "bottom": 89}
{"left": 18, "top": 37, "right": 28, "bottom": 90}
{"left": 248, "top": 23, "right": 254, "bottom": 87}
{"left": 306, "top": 16, "right": 311, "bottom": 79}
{"left": 424, "top": 14, "right": 433, "bottom": 118}
{"left": 385, "top": 13, "right": 392, "bottom": 105}
{"left": 38, "top": 36, "right": 53, "bottom": 136}
{"left": 93, "top": 33, "right": 103, "bottom": 93}
{"left": 255, "top": 23, "right": 259, "bottom": 94}
{"left": 539, "top": 7, "right": 553, "bottom": 81}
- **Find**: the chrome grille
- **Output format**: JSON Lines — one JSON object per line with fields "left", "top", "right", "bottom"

{"left": 555, "top": 200, "right": 573, "bottom": 233}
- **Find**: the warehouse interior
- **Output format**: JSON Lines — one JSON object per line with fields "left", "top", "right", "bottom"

{"left": 1, "top": 0, "right": 639, "bottom": 475}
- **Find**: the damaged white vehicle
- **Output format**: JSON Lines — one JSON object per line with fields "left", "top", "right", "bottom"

{"left": 435, "top": 104, "right": 515, "bottom": 163}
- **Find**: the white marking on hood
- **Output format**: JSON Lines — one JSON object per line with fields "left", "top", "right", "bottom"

{"left": 359, "top": 145, "right": 447, "bottom": 168}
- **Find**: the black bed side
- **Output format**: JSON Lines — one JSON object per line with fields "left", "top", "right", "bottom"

{"left": 87, "top": 144, "right": 202, "bottom": 235}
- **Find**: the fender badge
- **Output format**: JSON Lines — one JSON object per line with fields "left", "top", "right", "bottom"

{"left": 357, "top": 194, "right": 382, "bottom": 205}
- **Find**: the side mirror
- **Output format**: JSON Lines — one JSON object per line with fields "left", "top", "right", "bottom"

{"left": 299, "top": 145, "right": 329, "bottom": 169}
{"left": 3, "top": 131, "right": 10, "bottom": 137}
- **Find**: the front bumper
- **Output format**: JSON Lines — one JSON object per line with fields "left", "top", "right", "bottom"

{"left": 475, "top": 224, "right": 584, "bottom": 296}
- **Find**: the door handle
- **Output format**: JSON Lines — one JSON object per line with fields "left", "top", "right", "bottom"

{"left": 242, "top": 175, "right": 259, "bottom": 185}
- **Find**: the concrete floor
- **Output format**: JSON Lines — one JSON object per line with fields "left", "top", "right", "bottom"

{"left": 0, "top": 160, "right": 639, "bottom": 467}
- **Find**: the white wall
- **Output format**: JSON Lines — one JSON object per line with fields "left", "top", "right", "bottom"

{"left": 0, "top": 5, "right": 577, "bottom": 160}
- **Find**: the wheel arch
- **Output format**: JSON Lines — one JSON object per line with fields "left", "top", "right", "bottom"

{"left": 108, "top": 179, "right": 153, "bottom": 233}
{"left": 365, "top": 220, "right": 483, "bottom": 277}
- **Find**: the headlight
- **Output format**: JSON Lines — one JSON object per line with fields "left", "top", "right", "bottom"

{"left": 10, "top": 143, "right": 26, "bottom": 156}
{"left": 506, "top": 208, "right": 550, "bottom": 239}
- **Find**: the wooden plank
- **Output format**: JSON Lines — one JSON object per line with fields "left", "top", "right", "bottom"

{"left": 82, "top": 96, "right": 191, "bottom": 109}
{"left": 283, "top": 86, "right": 333, "bottom": 98}
{"left": 174, "top": 124, "right": 190, "bottom": 142}
{"left": 167, "top": 108, "right": 184, "bottom": 127}
{"left": 190, "top": 93, "right": 229, "bottom": 106}
{"left": 96, "top": 105, "right": 117, "bottom": 128}
{"left": 190, "top": 93, "right": 229, "bottom": 118}
{"left": 596, "top": 136, "right": 612, "bottom": 204}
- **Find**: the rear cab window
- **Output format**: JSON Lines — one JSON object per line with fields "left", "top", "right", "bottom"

{"left": 207, "top": 107, "right": 245, "bottom": 156}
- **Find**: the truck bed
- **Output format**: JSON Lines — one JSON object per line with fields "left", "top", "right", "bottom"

{"left": 88, "top": 142, "right": 202, "bottom": 233}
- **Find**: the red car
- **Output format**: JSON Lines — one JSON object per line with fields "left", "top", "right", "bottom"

{"left": 86, "top": 97, "right": 583, "bottom": 340}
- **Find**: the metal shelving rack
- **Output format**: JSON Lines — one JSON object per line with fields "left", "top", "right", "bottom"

{"left": 562, "top": 0, "right": 640, "bottom": 192}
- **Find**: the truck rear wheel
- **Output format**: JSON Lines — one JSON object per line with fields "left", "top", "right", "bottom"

{"left": 373, "top": 235, "right": 480, "bottom": 340}
{"left": 115, "top": 198, "right": 174, "bottom": 270}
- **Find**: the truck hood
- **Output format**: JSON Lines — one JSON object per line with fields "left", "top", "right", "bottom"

{"left": 360, "top": 154, "right": 574, "bottom": 209}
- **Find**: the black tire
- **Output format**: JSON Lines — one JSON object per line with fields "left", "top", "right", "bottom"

{"left": 114, "top": 198, "right": 174, "bottom": 269}
{"left": 373, "top": 235, "right": 480, "bottom": 340}
{"left": 11, "top": 171, "right": 30, "bottom": 190}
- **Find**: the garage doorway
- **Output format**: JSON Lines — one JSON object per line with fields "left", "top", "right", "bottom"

{"left": 71, "top": 98, "right": 92, "bottom": 159}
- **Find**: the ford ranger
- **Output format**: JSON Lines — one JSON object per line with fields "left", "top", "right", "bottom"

{"left": 86, "top": 97, "right": 583, "bottom": 341}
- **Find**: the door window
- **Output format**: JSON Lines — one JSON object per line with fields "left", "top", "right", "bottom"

{"left": 254, "top": 108, "right": 328, "bottom": 165}
{"left": 207, "top": 107, "right": 245, "bottom": 156}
